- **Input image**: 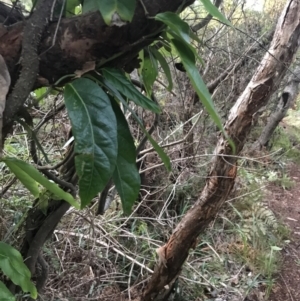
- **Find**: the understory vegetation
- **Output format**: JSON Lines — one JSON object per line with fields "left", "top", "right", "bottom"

{"left": 1, "top": 96, "right": 298, "bottom": 300}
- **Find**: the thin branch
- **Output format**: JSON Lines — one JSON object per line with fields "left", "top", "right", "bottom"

{"left": 54, "top": 230, "right": 154, "bottom": 274}
{"left": 192, "top": 0, "right": 223, "bottom": 32}
{"left": 0, "top": 176, "right": 17, "bottom": 198}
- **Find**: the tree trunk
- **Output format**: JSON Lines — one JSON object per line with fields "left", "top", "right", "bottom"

{"left": 143, "top": 1, "right": 300, "bottom": 300}
{"left": 256, "top": 66, "right": 300, "bottom": 148}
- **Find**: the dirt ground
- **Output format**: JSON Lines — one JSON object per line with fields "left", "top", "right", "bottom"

{"left": 267, "top": 163, "right": 300, "bottom": 301}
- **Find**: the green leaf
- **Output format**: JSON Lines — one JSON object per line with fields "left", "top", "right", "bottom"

{"left": 83, "top": 0, "right": 136, "bottom": 25}
{"left": 155, "top": 12, "right": 191, "bottom": 44}
{"left": 171, "top": 38, "right": 223, "bottom": 131}
{"left": 65, "top": 0, "right": 82, "bottom": 16}
{"left": 101, "top": 79, "right": 171, "bottom": 172}
{"left": 2, "top": 158, "right": 79, "bottom": 209}
{"left": 64, "top": 78, "right": 118, "bottom": 208}
{"left": 82, "top": 0, "right": 97, "bottom": 13}
{"left": 0, "top": 281, "right": 16, "bottom": 301}
{"left": 199, "top": 0, "right": 232, "bottom": 26}
{"left": 2, "top": 158, "right": 40, "bottom": 197}
{"left": 102, "top": 68, "right": 161, "bottom": 113}
{"left": 0, "top": 242, "right": 37, "bottom": 299}
{"left": 33, "top": 87, "right": 48, "bottom": 103}
{"left": 111, "top": 101, "right": 140, "bottom": 214}
{"left": 140, "top": 51, "right": 158, "bottom": 97}
{"left": 160, "top": 32, "right": 173, "bottom": 53}
{"left": 155, "top": 12, "right": 203, "bottom": 64}
{"left": 150, "top": 47, "right": 173, "bottom": 91}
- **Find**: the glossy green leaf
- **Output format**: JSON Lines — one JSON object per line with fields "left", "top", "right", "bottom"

{"left": 2, "top": 158, "right": 40, "bottom": 197}
{"left": 2, "top": 158, "right": 79, "bottom": 209}
{"left": 199, "top": 0, "right": 231, "bottom": 26}
{"left": 64, "top": 78, "right": 118, "bottom": 208}
{"left": 140, "top": 51, "right": 158, "bottom": 97}
{"left": 0, "top": 242, "right": 37, "bottom": 299}
{"left": 101, "top": 79, "right": 171, "bottom": 172}
{"left": 171, "top": 38, "right": 223, "bottom": 131}
{"left": 0, "top": 281, "right": 15, "bottom": 301}
{"left": 155, "top": 12, "right": 203, "bottom": 64}
{"left": 83, "top": 0, "right": 136, "bottom": 25}
{"left": 150, "top": 47, "right": 173, "bottom": 91}
{"left": 155, "top": 12, "right": 191, "bottom": 44}
{"left": 111, "top": 101, "right": 140, "bottom": 214}
{"left": 102, "top": 68, "right": 161, "bottom": 113}
{"left": 169, "top": 30, "right": 204, "bottom": 65}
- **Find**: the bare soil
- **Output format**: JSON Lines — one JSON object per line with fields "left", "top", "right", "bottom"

{"left": 267, "top": 163, "right": 300, "bottom": 301}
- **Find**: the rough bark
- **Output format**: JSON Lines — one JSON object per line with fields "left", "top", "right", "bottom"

{"left": 143, "top": 1, "right": 300, "bottom": 300}
{"left": 0, "top": 0, "right": 194, "bottom": 88}
{"left": 256, "top": 66, "right": 300, "bottom": 148}
{"left": 0, "top": 0, "right": 195, "bottom": 131}
{"left": 4, "top": 0, "right": 54, "bottom": 128}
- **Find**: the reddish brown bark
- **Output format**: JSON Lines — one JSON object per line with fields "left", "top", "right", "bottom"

{"left": 143, "top": 1, "right": 300, "bottom": 299}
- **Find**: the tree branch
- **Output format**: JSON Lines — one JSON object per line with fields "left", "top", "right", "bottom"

{"left": 3, "top": 0, "right": 54, "bottom": 128}
{"left": 192, "top": 0, "right": 223, "bottom": 32}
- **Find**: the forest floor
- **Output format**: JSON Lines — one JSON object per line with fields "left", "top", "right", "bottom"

{"left": 267, "top": 163, "right": 300, "bottom": 301}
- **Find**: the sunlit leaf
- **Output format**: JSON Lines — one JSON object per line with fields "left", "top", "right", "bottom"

{"left": 0, "top": 242, "right": 37, "bottom": 299}
{"left": 2, "top": 157, "right": 79, "bottom": 209}
{"left": 0, "top": 281, "right": 16, "bottom": 301}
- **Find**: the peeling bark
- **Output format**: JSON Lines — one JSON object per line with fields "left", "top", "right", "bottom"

{"left": 143, "top": 1, "right": 300, "bottom": 300}
{"left": 256, "top": 66, "right": 300, "bottom": 148}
